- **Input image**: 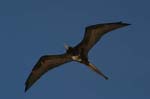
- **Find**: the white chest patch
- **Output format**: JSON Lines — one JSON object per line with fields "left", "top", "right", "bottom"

{"left": 72, "top": 56, "right": 82, "bottom": 62}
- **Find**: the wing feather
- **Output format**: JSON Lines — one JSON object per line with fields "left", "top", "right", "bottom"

{"left": 25, "top": 53, "right": 71, "bottom": 92}
{"left": 75, "top": 22, "right": 130, "bottom": 55}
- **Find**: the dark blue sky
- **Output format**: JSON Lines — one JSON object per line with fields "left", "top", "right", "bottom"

{"left": 0, "top": 0, "right": 150, "bottom": 98}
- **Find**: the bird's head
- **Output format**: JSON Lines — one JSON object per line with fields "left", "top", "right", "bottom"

{"left": 64, "top": 43, "right": 70, "bottom": 50}
{"left": 64, "top": 43, "right": 74, "bottom": 54}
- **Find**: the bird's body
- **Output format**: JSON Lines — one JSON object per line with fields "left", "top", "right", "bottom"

{"left": 25, "top": 22, "right": 130, "bottom": 92}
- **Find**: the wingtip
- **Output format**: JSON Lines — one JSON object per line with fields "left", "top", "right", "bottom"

{"left": 24, "top": 89, "right": 27, "bottom": 93}
{"left": 118, "top": 21, "right": 131, "bottom": 26}
{"left": 104, "top": 76, "right": 109, "bottom": 80}
{"left": 24, "top": 83, "right": 30, "bottom": 92}
{"left": 24, "top": 86, "right": 28, "bottom": 92}
{"left": 122, "top": 23, "right": 131, "bottom": 26}
{"left": 105, "top": 21, "right": 131, "bottom": 27}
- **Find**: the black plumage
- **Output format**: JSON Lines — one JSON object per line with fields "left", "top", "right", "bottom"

{"left": 25, "top": 22, "right": 130, "bottom": 92}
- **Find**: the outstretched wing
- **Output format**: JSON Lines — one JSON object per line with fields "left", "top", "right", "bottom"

{"left": 25, "top": 53, "right": 71, "bottom": 92}
{"left": 75, "top": 22, "right": 130, "bottom": 55}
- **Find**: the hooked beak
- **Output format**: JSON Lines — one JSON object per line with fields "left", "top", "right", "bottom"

{"left": 64, "top": 43, "right": 69, "bottom": 50}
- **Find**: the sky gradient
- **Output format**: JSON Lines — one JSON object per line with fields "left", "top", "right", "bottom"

{"left": 0, "top": 0, "right": 150, "bottom": 99}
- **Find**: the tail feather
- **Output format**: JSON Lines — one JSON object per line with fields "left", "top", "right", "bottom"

{"left": 87, "top": 63, "right": 108, "bottom": 80}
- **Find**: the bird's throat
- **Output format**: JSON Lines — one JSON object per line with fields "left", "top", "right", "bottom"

{"left": 72, "top": 55, "right": 82, "bottom": 62}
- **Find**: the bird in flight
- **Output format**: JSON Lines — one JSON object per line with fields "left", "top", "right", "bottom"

{"left": 25, "top": 22, "right": 130, "bottom": 92}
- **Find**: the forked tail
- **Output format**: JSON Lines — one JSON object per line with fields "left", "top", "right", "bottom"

{"left": 87, "top": 63, "right": 108, "bottom": 80}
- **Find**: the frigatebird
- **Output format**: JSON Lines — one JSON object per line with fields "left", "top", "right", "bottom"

{"left": 25, "top": 22, "right": 130, "bottom": 92}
